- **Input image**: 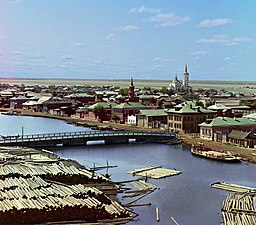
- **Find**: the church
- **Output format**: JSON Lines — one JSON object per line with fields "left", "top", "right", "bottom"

{"left": 169, "top": 65, "right": 191, "bottom": 93}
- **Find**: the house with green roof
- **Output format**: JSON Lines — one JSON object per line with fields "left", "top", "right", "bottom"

{"left": 65, "top": 93, "right": 95, "bottom": 104}
{"left": 166, "top": 105, "right": 216, "bottom": 133}
{"left": 86, "top": 102, "right": 117, "bottom": 121}
{"left": 199, "top": 117, "right": 256, "bottom": 142}
{"left": 112, "top": 102, "right": 151, "bottom": 123}
{"left": 136, "top": 109, "right": 168, "bottom": 129}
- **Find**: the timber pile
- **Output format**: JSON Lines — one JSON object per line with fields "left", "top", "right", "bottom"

{"left": 0, "top": 176, "right": 130, "bottom": 224}
{"left": 0, "top": 146, "right": 132, "bottom": 224}
{"left": 0, "top": 161, "right": 108, "bottom": 184}
{"left": 221, "top": 192, "right": 256, "bottom": 225}
{"left": 127, "top": 166, "right": 182, "bottom": 179}
{"left": 211, "top": 182, "right": 256, "bottom": 193}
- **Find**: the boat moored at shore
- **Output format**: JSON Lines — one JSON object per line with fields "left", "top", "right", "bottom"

{"left": 191, "top": 145, "right": 241, "bottom": 162}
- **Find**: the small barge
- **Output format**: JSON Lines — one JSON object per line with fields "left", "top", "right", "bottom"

{"left": 191, "top": 145, "right": 240, "bottom": 162}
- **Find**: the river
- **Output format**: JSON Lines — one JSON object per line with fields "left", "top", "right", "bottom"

{"left": 0, "top": 114, "right": 255, "bottom": 225}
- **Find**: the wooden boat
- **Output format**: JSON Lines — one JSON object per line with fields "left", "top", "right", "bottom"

{"left": 191, "top": 145, "right": 240, "bottom": 162}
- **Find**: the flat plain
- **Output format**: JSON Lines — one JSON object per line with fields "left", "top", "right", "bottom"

{"left": 1, "top": 78, "right": 256, "bottom": 93}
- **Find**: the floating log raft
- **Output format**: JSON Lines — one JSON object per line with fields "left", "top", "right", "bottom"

{"left": 210, "top": 182, "right": 256, "bottom": 193}
{"left": 129, "top": 180, "right": 157, "bottom": 191}
{"left": 221, "top": 191, "right": 256, "bottom": 225}
{"left": 127, "top": 166, "right": 182, "bottom": 179}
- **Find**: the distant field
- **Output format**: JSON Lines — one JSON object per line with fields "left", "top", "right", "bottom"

{"left": 1, "top": 78, "right": 256, "bottom": 93}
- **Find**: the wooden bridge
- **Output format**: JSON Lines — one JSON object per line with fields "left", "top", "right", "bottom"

{"left": 0, "top": 130, "right": 177, "bottom": 148}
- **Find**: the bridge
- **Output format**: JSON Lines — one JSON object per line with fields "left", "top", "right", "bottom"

{"left": 0, "top": 130, "right": 177, "bottom": 148}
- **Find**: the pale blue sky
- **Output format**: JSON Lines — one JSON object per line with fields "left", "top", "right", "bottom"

{"left": 0, "top": 0, "right": 256, "bottom": 80}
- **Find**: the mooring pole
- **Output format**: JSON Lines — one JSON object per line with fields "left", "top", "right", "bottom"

{"left": 21, "top": 126, "right": 24, "bottom": 146}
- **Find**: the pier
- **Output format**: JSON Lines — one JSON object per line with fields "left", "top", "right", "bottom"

{"left": 0, "top": 130, "right": 176, "bottom": 148}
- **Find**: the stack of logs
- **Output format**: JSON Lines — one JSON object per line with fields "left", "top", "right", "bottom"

{"left": 221, "top": 191, "right": 256, "bottom": 225}
{"left": 0, "top": 147, "right": 132, "bottom": 224}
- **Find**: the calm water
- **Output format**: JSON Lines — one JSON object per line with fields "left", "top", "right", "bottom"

{"left": 1, "top": 114, "right": 255, "bottom": 225}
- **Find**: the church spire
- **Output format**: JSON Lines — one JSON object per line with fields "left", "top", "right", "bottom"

{"left": 128, "top": 77, "right": 135, "bottom": 101}
{"left": 185, "top": 64, "right": 188, "bottom": 73}
{"left": 130, "top": 77, "right": 134, "bottom": 87}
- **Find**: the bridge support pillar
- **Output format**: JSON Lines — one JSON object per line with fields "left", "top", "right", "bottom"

{"left": 105, "top": 137, "right": 129, "bottom": 145}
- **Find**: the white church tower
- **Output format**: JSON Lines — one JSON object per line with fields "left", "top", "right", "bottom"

{"left": 182, "top": 64, "right": 189, "bottom": 90}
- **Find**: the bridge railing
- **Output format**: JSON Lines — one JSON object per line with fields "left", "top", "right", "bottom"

{"left": 0, "top": 130, "right": 175, "bottom": 144}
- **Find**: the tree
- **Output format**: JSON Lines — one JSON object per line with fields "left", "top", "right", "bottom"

{"left": 195, "top": 100, "right": 204, "bottom": 107}
{"left": 161, "top": 86, "right": 168, "bottom": 94}
{"left": 189, "top": 93, "right": 199, "bottom": 100}
{"left": 118, "top": 88, "right": 128, "bottom": 96}
{"left": 111, "top": 113, "right": 120, "bottom": 122}
{"left": 93, "top": 105, "right": 105, "bottom": 119}
{"left": 156, "top": 99, "right": 162, "bottom": 107}
{"left": 205, "top": 100, "right": 215, "bottom": 108}
{"left": 20, "top": 84, "right": 25, "bottom": 92}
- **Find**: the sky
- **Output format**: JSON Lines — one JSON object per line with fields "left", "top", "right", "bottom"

{"left": 0, "top": 0, "right": 256, "bottom": 81}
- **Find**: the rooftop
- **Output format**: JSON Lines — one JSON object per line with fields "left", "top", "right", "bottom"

{"left": 113, "top": 102, "right": 150, "bottom": 109}
{"left": 199, "top": 117, "right": 256, "bottom": 127}
{"left": 138, "top": 109, "right": 167, "bottom": 117}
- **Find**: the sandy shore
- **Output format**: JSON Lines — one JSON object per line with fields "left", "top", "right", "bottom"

{"left": 1, "top": 108, "right": 256, "bottom": 164}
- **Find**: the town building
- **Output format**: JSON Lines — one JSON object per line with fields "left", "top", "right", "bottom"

{"left": 65, "top": 93, "right": 95, "bottom": 104}
{"left": 112, "top": 102, "right": 150, "bottom": 123}
{"left": 169, "top": 65, "right": 191, "bottom": 93}
{"left": 199, "top": 117, "right": 256, "bottom": 142}
{"left": 10, "top": 95, "right": 29, "bottom": 109}
{"left": 136, "top": 109, "right": 168, "bottom": 129}
{"left": 128, "top": 78, "right": 139, "bottom": 102}
{"left": 227, "top": 130, "right": 256, "bottom": 148}
{"left": 86, "top": 102, "right": 117, "bottom": 121}
{"left": 127, "top": 115, "right": 136, "bottom": 125}
{"left": 166, "top": 105, "right": 216, "bottom": 133}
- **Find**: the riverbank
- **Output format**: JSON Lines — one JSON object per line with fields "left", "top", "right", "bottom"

{"left": 1, "top": 108, "right": 256, "bottom": 164}
{"left": 181, "top": 133, "right": 256, "bottom": 164}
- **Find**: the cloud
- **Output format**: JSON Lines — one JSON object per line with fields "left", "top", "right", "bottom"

{"left": 224, "top": 57, "right": 230, "bottom": 61}
{"left": 74, "top": 43, "right": 83, "bottom": 48}
{"left": 190, "top": 50, "right": 208, "bottom": 60}
{"left": 190, "top": 50, "right": 207, "bottom": 56}
{"left": 11, "top": 50, "right": 23, "bottom": 56}
{"left": 196, "top": 34, "right": 252, "bottom": 46}
{"left": 93, "top": 60, "right": 104, "bottom": 64}
{"left": 117, "top": 25, "right": 139, "bottom": 31}
{"left": 153, "top": 57, "right": 173, "bottom": 62}
{"left": 129, "top": 6, "right": 161, "bottom": 14}
{"left": 197, "top": 18, "right": 233, "bottom": 28}
{"left": 101, "top": 33, "right": 115, "bottom": 40}
{"left": 2, "top": 0, "right": 22, "bottom": 4}
{"left": 147, "top": 13, "right": 190, "bottom": 27}
{"left": 153, "top": 64, "right": 166, "bottom": 69}
{"left": 28, "top": 53, "right": 44, "bottom": 59}
{"left": 62, "top": 55, "right": 74, "bottom": 61}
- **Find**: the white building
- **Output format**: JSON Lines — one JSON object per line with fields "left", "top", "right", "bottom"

{"left": 127, "top": 115, "right": 136, "bottom": 125}
{"left": 169, "top": 65, "right": 191, "bottom": 93}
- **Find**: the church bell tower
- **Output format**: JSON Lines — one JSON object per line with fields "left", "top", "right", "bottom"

{"left": 183, "top": 64, "right": 189, "bottom": 90}
{"left": 128, "top": 77, "right": 135, "bottom": 101}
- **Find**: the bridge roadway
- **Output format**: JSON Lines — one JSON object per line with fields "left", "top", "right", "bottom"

{"left": 0, "top": 130, "right": 177, "bottom": 148}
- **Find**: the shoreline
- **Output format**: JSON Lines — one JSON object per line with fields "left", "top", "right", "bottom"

{"left": 1, "top": 108, "right": 256, "bottom": 164}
